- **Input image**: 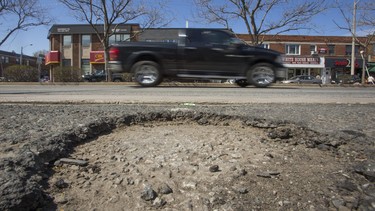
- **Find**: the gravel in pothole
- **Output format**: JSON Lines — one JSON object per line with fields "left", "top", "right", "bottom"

{"left": 45, "top": 120, "right": 346, "bottom": 210}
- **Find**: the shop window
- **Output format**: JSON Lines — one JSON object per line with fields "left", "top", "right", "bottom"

{"left": 328, "top": 45, "right": 335, "bottom": 55}
{"left": 62, "top": 59, "right": 71, "bottom": 67}
{"left": 81, "top": 59, "right": 90, "bottom": 74}
{"left": 63, "top": 35, "right": 72, "bottom": 48}
{"left": 82, "top": 35, "right": 91, "bottom": 48}
{"left": 285, "top": 44, "right": 300, "bottom": 55}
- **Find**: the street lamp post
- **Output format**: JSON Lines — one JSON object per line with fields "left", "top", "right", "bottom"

{"left": 20, "top": 44, "right": 33, "bottom": 65}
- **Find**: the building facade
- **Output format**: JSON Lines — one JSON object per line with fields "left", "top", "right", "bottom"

{"left": 238, "top": 34, "right": 374, "bottom": 81}
{"left": 46, "top": 24, "right": 140, "bottom": 81}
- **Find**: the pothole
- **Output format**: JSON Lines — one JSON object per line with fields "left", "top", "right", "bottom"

{"left": 44, "top": 117, "right": 349, "bottom": 210}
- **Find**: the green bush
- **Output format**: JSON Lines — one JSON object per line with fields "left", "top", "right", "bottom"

{"left": 3, "top": 65, "right": 39, "bottom": 82}
{"left": 53, "top": 66, "right": 81, "bottom": 82}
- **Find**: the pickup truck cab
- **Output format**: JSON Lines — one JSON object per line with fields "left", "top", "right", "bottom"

{"left": 108, "top": 28, "right": 285, "bottom": 87}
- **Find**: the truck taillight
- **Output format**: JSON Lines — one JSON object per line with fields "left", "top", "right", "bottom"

{"left": 109, "top": 47, "right": 120, "bottom": 61}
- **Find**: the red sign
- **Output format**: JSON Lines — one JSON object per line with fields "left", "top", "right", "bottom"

{"left": 45, "top": 51, "right": 60, "bottom": 65}
{"left": 90, "top": 51, "right": 105, "bottom": 64}
{"left": 282, "top": 56, "right": 320, "bottom": 64}
{"left": 334, "top": 59, "right": 360, "bottom": 68}
{"left": 319, "top": 48, "right": 327, "bottom": 54}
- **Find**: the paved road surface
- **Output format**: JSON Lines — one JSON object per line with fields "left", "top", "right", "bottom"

{"left": 0, "top": 84, "right": 374, "bottom": 104}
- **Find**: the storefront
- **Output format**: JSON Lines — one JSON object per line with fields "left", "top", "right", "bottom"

{"left": 89, "top": 51, "right": 105, "bottom": 73}
{"left": 325, "top": 58, "right": 363, "bottom": 81}
{"left": 282, "top": 56, "right": 325, "bottom": 79}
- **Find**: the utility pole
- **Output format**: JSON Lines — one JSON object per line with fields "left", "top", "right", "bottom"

{"left": 350, "top": 0, "right": 358, "bottom": 76}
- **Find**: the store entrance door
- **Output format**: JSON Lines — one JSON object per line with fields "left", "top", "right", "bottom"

{"left": 295, "top": 69, "right": 308, "bottom": 76}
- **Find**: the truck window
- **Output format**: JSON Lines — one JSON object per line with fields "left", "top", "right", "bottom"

{"left": 202, "top": 31, "right": 231, "bottom": 45}
{"left": 187, "top": 30, "right": 232, "bottom": 45}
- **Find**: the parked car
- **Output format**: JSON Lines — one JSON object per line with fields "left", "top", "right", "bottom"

{"left": 82, "top": 70, "right": 124, "bottom": 82}
{"left": 331, "top": 75, "right": 361, "bottom": 84}
{"left": 281, "top": 75, "right": 322, "bottom": 84}
{"left": 108, "top": 28, "right": 285, "bottom": 88}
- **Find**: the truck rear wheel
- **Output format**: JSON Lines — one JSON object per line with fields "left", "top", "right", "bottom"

{"left": 132, "top": 61, "right": 162, "bottom": 87}
{"left": 247, "top": 63, "right": 275, "bottom": 88}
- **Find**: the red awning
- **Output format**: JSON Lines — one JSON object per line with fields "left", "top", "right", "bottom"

{"left": 45, "top": 51, "right": 60, "bottom": 65}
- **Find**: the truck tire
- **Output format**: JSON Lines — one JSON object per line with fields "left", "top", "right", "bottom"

{"left": 132, "top": 61, "right": 162, "bottom": 87}
{"left": 247, "top": 63, "right": 275, "bottom": 88}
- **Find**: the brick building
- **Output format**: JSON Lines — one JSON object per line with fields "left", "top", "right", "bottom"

{"left": 0, "top": 50, "right": 46, "bottom": 80}
{"left": 237, "top": 34, "right": 374, "bottom": 80}
{"left": 46, "top": 24, "right": 140, "bottom": 81}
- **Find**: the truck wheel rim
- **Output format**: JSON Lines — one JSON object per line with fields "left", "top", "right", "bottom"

{"left": 135, "top": 65, "right": 159, "bottom": 84}
{"left": 251, "top": 66, "right": 275, "bottom": 85}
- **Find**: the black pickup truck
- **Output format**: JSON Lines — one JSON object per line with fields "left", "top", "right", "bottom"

{"left": 108, "top": 28, "right": 285, "bottom": 87}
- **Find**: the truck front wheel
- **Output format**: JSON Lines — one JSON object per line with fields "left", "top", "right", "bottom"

{"left": 247, "top": 63, "right": 275, "bottom": 88}
{"left": 132, "top": 61, "right": 162, "bottom": 87}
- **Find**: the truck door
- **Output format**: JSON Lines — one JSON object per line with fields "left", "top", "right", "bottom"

{"left": 181, "top": 29, "right": 244, "bottom": 78}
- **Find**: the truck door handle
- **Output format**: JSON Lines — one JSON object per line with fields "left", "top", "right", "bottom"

{"left": 185, "top": 47, "right": 197, "bottom": 50}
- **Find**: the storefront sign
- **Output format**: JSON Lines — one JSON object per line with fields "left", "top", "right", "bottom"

{"left": 90, "top": 51, "right": 105, "bottom": 64}
{"left": 282, "top": 56, "right": 320, "bottom": 64}
{"left": 334, "top": 59, "right": 360, "bottom": 68}
{"left": 325, "top": 58, "right": 363, "bottom": 68}
{"left": 57, "top": 28, "right": 70, "bottom": 33}
{"left": 45, "top": 51, "right": 60, "bottom": 65}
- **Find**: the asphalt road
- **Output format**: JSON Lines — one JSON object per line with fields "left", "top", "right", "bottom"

{"left": 0, "top": 83, "right": 375, "bottom": 104}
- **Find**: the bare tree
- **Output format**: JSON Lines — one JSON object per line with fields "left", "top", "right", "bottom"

{"left": 333, "top": 0, "right": 375, "bottom": 80}
{"left": 360, "top": 2, "right": 375, "bottom": 28}
{"left": 58, "top": 0, "right": 170, "bottom": 81}
{"left": 194, "top": 0, "right": 327, "bottom": 45}
{"left": 334, "top": 0, "right": 375, "bottom": 39}
{"left": 0, "top": 0, "right": 51, "bottom": 46}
